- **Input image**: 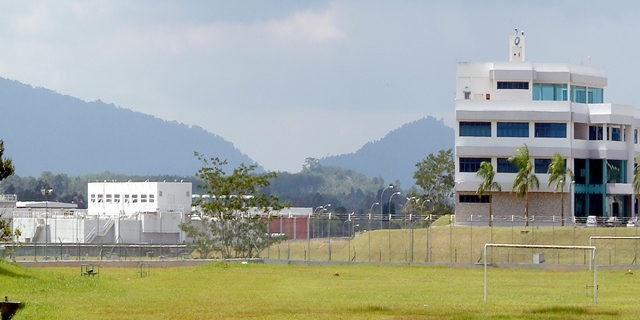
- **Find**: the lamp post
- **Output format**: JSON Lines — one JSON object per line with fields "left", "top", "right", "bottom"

{"left": 344, "top": 213, "right": 352, "bottom": 261}
{"left": 381, "top": 185, "right": 394, "bottom": 229}
{"left": 421, "top": 199, "right": 432, "bottom": 262}
{"left": 388, "top": 191, "right": 401, "bottom": 263}
{"left": 310, "top": 204, "right": 330, "bottom": 261}
{"left": 368, "top": 202, "right": 379, "bottom": 262}
{"left": 41, "top": 188, "right": 53, "bottom": 260}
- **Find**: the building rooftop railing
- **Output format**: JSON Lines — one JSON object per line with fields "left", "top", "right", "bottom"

{"left": 0, "top": 194, "right": 17, "bottom": 202}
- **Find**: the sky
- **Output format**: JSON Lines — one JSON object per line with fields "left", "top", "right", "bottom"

{"left": 1, "top": 1, "right": 640, "bottom": 173}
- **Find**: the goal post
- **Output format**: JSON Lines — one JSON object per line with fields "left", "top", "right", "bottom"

{"left": 589, "top": 236, "right": 640, "bottom": 266}
{"left": 483, "top": 243, "right": 597, "bottom": 306}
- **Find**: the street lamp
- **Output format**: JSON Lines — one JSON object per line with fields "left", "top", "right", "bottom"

{"left": 310, "top": 204, "right": 330, "bottom": 261}
{"left": 368, "top": 202, "right": 379, "bottom": 262}
{"left": 381, "top": 185, "right": 394, "bottom": 229}
{"left": 41, "top": 188, "right": 53, "bottom": 260}
{"left": 421, "top": 199, "right": 432, "bottom": 263}
{"left": 388, "top": 191, "right": 401, "bottom": 263}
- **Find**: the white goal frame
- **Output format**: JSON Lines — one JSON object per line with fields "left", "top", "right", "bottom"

{"left": 483, "top": 243, "right": 597, "bottom": 306}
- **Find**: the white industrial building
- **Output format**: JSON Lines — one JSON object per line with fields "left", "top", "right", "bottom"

{"left": 8, "top": 181, "right": 192, "bottom": 244}
{"left": 455, "top": 31, "right": 638, "bottom": 224}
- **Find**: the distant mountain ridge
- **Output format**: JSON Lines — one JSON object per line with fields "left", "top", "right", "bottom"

{"left": 319, "top": 117, "right": 454, "bottom": 188}
{"left": 0, "top": 77, "right": 454, "bottom": 185}
{"left": 0, "top": 78, "right": 259, "bottom": 177}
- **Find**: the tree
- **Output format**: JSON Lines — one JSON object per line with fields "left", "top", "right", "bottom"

{"left": 413, "top": 149, "right": 455, "bottom": 215}
{"left": 508, "top": 144, "right": 539, "bottom": 226}
{"left": 180, "top": 153, "right": 288, "bottom": 259}
{"left": 633, "top": 155, "right": 640, "bottom": 214}
{"left": 0, "top": 140, "right": 16, "bottom": 242}
{"left": 547, "top": 152, "right": 574, "bottom": 226}
{"left": 476, "top": 161, "right": 501, "bottom": 228}
{"left": 0, "top": 141, "right": 13, "bottom": 182}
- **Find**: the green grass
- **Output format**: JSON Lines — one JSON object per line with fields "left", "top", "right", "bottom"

{"left": 3, "top": 259, "right": 640, "bottom": 319}
{"left": 267, "top": 224, "right": 640, "bottom": 265}
{"left": 6, "top": 224, "right": 640, "bottom": 319}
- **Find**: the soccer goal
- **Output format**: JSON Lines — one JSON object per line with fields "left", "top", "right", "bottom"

{"left": 483, "top": 243, "right": 598, "bottom": 306}
{"left": 589, "top": 236, "right": 640, "bottom": 265}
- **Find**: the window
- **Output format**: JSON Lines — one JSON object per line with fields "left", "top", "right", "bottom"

{"left": 149, "top": 195, "right": 155, "bottom": 203}
{"left": 533, "top": 83, "right": 567, "bottom": 101}
{"left": 589, "top": 126, "right": 603, "bottom": 140}
{"left": 497, "top": 158, "right": 518, "bottom": 173}
{"left": 459, "top": 158, "right": 491, "bottom": 173}
{"left": 132, "top": 195, "right": 138, "bottom": 203}
{"left": 141, "top": 195, "right": 147, "bottom": 203}
{"left": 534, "top": 159, "right": 552, "bottom": 174}
{"left": 97, "top": 194, "right": 103, "bottom": 203}
{"left": 535, "top": 123, "right": 566, "bottom": 138}
{"left": 459, "top": 195, "right": 490, "bottom": 203}
{"left": 571, "top": 85, "right": 587, "bottom": 103}
{"left": 635, "top": 129, "right": 638, "bottom": 144}
{"left": 186, "top": 191, "right": 191, "bottom": 197}
{"left": 125, "top": 194, "right": 130, "bottom": 203}
{"left": 588, "top": 87, "right": 603, "bottom": 103}
{"left": 106, "top": 194, "right": 112, "bottom": 203}
{"left": 459, "top": 122, "right": 491, "bottom": 137}
{"left": 90, "top": 194, "right": 96, "bottom": 202}
{"left": 497, "top": 122, "right": 529, "bottom": 137}
{"left": 159, "top": 191, "right": 163, "bottom": 197}
{"left": 611, "top": 127, "right": 621, "bottom": 141}
{"left": 114, "top": 194, "right": 120, "bottom": 203}
{"left": 497, "top": 81, "right": 529, "bottom": 90}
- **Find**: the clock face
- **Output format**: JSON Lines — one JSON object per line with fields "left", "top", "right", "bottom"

{"left": 514, "top": 36, "right": 521, "bottom": 45}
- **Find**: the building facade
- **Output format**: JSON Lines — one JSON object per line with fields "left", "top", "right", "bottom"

{"left": 454, "top": 32, "right": 638, "bottom": 225}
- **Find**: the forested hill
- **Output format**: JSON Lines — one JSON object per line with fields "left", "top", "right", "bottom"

{"left": 319, "top": 116, "right": 454, "bottom": 188}
{"left": 0, "top": 78, "right": 259, "bottom": 177}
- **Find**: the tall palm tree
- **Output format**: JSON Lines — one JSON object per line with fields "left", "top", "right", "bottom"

{"left": 633, "top": 155, "right": 640, "bottom": 215}
{"left": 476, "top": 161, "right": 501, "bottom": 228}
{"left": 547, "top": 152, "right": 574, "bottom": 226}
{"left": 508, "top": 144, "right": 539, "bottom": 226}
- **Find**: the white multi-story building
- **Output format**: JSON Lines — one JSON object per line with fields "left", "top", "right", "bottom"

{"left": 454, "top": 31, "right": 638, "bottom": 224}
{"left": 11, "top": 181, "right": 193, "bottom": 244}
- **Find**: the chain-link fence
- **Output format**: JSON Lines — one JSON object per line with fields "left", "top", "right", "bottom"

{"left": 263, "top": 214, "right": 640, "bottom": 266}
{"left": 5, "top": 215, "right": 640, "bottom": 266}
{"left": 3, "top": 244, "right": 190, "bottom": 262}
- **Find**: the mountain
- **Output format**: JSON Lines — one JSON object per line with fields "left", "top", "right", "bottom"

{"left": 318, "top": 116, "right": 454, "bottom": 188}
{"left": 0, "top": 78, "right": 260, "bottom": 177}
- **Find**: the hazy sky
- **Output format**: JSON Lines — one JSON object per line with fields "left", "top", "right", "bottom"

{"left": 1, "top": 1, "right": 639, "bottom": 173}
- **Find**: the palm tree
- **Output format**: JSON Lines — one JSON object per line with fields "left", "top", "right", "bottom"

{"left": 476, "top": 161, "right": 501, "bottom": 229}
{"left": 547, "top": 152, "right": 574, "bottom": 226}
{"left": 633, "top": 155, "right": 640, "bottom": 215}
{"left": 508, "top": 144, "right": 539, "bottom": 226}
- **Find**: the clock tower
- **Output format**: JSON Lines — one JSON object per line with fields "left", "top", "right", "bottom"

{"left": 509, "top": 29, "right": 525, "bottom": 62}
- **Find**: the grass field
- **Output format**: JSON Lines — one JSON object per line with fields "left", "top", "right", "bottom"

{"left": 3, "top": 258, "right": 640, "bottom": 319}
{"left": 5, "top": 224, "right": 640, "bottom": 319}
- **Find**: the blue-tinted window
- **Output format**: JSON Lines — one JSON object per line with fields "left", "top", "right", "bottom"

{"left": 534, "top": 158, "right": 552, "bottom": 174}
{"left": 533, "top": 83, "right": 568, "bottom": 101}
{"left": 459, "top": 122, "right": 491, "bottom": 137}
{"left": 459, "top": 158, "right": 491, "bottom": 173}
{"left": 497, "top": 81, "right": 529, "bottom": 90}
{"left": 497, "top": 158, "right": 518, "bottom": 173}
{"left": 588, "top": 87, "right": 603, "bottom": 103}
{"left": 571, "top": 85, "right": 587, "bottom": 103}
{"left": 497, "top": 122, "right": 529, "bottom": 137}
{"left": 589, "top": 126, "right": 603, "bottom": 140}
{"left": 535, "top": 123, "right": 566, "bottom": 138}
{"left": 612, "top": 127, "right": 621, "bottom": 141}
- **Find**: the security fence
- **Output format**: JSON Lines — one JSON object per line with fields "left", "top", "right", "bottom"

{"left": 5, "top": 215, "right": 640, "bottom": 266}
{"left": 264, "top": 214, "right": 640, "bottom": 266}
